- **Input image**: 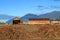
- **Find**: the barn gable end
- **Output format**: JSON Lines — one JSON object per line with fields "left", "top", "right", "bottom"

{"left": 13, "top": 17, "right": 22, "bottom": 24}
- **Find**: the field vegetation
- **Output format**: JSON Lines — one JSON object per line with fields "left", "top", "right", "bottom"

{"left": 0, "top": 24, "right": 60, "bottom": 40}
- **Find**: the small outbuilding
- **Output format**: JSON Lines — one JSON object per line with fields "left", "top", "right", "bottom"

{"left": 51, "top": 20, "right": 60, "bottom": 24}
{"left": 13, "top": 17, "right": 22, "bottom": 24}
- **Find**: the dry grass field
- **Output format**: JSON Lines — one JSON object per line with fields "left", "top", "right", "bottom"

{"left": 0, "top": 24, "right": 60, "bottom": 40}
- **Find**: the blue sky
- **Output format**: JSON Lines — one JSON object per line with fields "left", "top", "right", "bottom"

{"left": 0, "top": 0, "right": 60, "bottom": 17}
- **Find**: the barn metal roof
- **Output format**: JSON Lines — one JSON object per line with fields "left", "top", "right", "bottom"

{"left": 29, "top": 18, "right": 50, "bottom": 21}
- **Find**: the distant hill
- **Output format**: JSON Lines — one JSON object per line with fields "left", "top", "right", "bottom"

{"left": 21, "top": 13, "right": 38, "bottom": 22}
{"left": 0, "top": 14, "right": 14, "bottom": 23}
{"left": 38, "top": 11, "right": 60, "bottom": 19}
{"left": 7, "top": 11, "right": 60, "bottom": 23}
{"left": 0, "top": 14, "right": 14, "bottom": 19}
{"left": 21, "top": 11, "right": 60, "bottom": 21}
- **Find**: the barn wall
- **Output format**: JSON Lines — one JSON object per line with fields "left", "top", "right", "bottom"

{"left": 13, "top": 20, "right": 20, "bottom": 24}
{"left": 27, "top": 20, "right": 51, "bottom": 24}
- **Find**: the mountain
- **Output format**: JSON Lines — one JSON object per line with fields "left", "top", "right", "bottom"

{"left": 7, "top": 13, "right": 38, "bottom": 23}
{"left": 0, "top": 14, "right": 14, "bottom": 19}
{"left": 21, "top": 13, "right": 39, "bottom": 22}
{"left": 0, "top": 14, "right": 14, "bottom": 23}
{"left": 21, "top": 11, "right": 60, "bottom": 21}
{"left": 38, "top": 11, "right": 60, "bottom": 19}
{"left": 7, "top": 11, "right": 60, "bottom": 23}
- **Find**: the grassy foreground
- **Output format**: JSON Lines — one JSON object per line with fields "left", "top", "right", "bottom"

{"left": 0, "top": 24, "right": 60, "bottom": 40}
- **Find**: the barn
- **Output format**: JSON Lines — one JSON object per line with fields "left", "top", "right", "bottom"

{"left": 13, "top": 17, "right": 22, "bottom": 24}
{"left": 27, "top": 18, "right": 51, "bottom": 24}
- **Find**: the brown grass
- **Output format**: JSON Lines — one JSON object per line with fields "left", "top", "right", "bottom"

{"left": 0, "top": 24, "right": 60, "bottom": 40}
